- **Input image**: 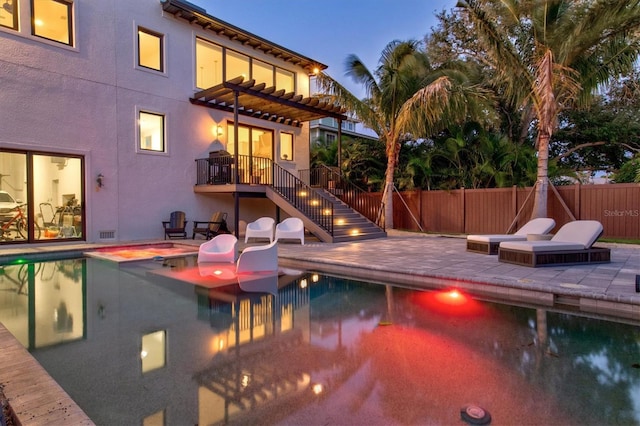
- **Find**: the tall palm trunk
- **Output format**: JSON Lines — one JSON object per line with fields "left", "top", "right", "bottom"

{"left": 533, "top": 133, "right": 550, "bottom": 218}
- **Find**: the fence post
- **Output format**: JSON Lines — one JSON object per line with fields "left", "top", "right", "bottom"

{"left": 461, "top": 187, "right": 466, "bottom": 234}
{"left": 575, "top": 183, "right": 581, "bottom": 220}
{"left": 512, "top": 185, "right": 517, "bottom": 225}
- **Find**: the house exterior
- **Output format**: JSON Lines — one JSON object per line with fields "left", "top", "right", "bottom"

{"left": 0, "top": 0, "right": 352, "bottom": 244}
{"left": 310, "top": 117, "right": 379, "bottom": 146}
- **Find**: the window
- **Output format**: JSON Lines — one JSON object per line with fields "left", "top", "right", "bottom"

{"left": 275, "top": 67, "right": 294, "bottom": 93}
{"left": 137, "top": 27, "right": 163, "bottom": 71}
{"left": 139, "top": 111, "right": 165, "bottom": 152}
{"left": 195, "top": 38, "right": 222, "bottom": 89}
{"left": 226, "top": 123, "right": 272, "bottom": 160}
{"left": 141, "top": 330, "right": 166, "bottom": 373}
{"left": 31, "top": 0, "right": 73, "bottom": 46}
{"left": 280, "top": 133, "right": 293, "bottom": 161}
{"left": 226, "top": 49, "right": 249, "bottom": 81}
{"left": 326, "top": 133, "right": 336, "bottom": 145}
{"left": 252, "top": 59, "right": 273, "bottom": 87}
{"left": 0, "top": 0, "right": 18, "bottom": 30}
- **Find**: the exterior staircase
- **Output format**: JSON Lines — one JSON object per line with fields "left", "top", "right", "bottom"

{"left": 266, "top": 186, "right": 386, "bottom": 243}
{"left": 195, "top": 155, "right": 386, "bottom": 243}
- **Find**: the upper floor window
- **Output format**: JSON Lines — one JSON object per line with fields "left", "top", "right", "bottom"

{"left": 31, "top": 0, "right": 73, "bottom": 46}
{"left": 0, "top": 0, "right": 18, "bottom": 30}
{"left": 226, "top": 49, "right": 249, "bottom": 81}
{"left": 275, "top": 68, "right": 294, "bottom": 93}
{"left": 195, "top": 37, "right": 222, "bottom": 89}
{"left": 280, "top": 133, "right": 293, "bottom": 161}
{"left": 138, "top": 111, "right": 165, "bottom": 153}
{"left": 252, "top": 59, "right": 273, "bottom": 87}
{"left": 137, "top": 27, "right": 163, "bottom": 72}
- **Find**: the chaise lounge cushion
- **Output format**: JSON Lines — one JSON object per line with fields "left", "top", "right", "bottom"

{"left": 498, "top": 220, "right": 609, "bottom": 267}
{"left": 500, "top": 220, "right": 603, "bottom": 252}
{"left": 467, "top": 218, "right": 556, "bottom": 254}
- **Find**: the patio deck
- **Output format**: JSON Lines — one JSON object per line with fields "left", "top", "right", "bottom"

{"left": 0, "top": 231, "right": 638, "bottom": 424}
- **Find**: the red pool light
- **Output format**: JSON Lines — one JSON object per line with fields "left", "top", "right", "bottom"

{"left": 411, "top": 288, "right": 482, "bottom": 316}
{"left": 434, "top": 289, "right": 468, "bottom": 306}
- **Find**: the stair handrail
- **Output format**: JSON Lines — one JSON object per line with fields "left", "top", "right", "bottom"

{"left": 270, "top": 161, "right": 334, "bottom": 235}
{"left": 308, "top": 165, "right": 383, "bottom": 229}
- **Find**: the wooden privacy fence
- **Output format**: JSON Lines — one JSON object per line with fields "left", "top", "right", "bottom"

{"left": 387, "top": 183, "right": 640, "bottom": 239}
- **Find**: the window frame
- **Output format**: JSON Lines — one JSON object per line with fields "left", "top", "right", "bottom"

{"left": 31, "top": 0, "right": 73, "bottom": 46}
{"left": 279, "top": 132, "right": 293, "bottom": 161}
{"left": 0, "top": 0, "right": 19, "bottom": 30}
{"left": 137, "top": 110, "right": 167, "bottom": 154}
{"left": 137, "top": 26, "right": 164, "bottom": 72}
{"left": 195, "top": 36, "right": 223, "bottom": 89}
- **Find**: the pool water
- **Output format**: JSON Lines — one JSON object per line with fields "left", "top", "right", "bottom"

{"left": 0, "top": 256, "right": 639, "bottom": 425}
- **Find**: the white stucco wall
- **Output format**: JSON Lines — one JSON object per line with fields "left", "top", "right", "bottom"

{"left": 0, "top": 0, "right": 314, "bottom": 243}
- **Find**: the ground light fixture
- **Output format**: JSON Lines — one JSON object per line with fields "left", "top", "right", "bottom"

{"left": 460, "top": 404, "right": 492, "bottom": 424}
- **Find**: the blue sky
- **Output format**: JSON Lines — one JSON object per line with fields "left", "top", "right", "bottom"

{"left": 191, "top": 0, "right": 456, "bottom": 97}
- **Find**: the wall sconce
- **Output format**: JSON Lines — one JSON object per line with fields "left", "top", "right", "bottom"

{"left": 212, "top": 123, "right": 224, "bottom": 138}
{"left": 96, "top": 173, "right": 104, "bottom": 189}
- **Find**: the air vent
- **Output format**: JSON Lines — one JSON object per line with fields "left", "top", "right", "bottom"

{"left": 99, "top": 230, "right": 116, "bottom": 240}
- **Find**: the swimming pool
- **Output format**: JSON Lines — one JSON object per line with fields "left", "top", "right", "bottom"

{"left": 0, "top": 256, "right": 639, "bottom": 425}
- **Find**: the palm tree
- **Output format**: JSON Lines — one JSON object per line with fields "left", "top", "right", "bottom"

{"left": 315, "top": 40, "right": 486, "bottom": 228}
{"left": 456, "top": 0, "right": 640, "bottom": 217}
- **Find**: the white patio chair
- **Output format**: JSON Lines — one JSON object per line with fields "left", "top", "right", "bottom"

{"left": 275, "top": 217, "right": 304, "bottom": 245}
{"left": 197, "top": 234, "right": 238, "bottom": 263}
{"left": 244, "top": 217, "right": 275, "bottom": 243}
{"left": 236, "top": 240, "right": 278, "bottom": 273}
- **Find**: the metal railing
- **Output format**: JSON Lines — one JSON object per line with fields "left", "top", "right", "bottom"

{"left": 195, "top": 155, "right": 334, "bottom": 235}
{"left": 302, "top": 165, "right": 383, "bottom": 228}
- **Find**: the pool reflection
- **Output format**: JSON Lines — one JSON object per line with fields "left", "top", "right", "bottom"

{"left": 0, "top": 257, "right": 638, "bottom": 425}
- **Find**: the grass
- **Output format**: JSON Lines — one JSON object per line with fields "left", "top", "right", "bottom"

{"left": 599, "top": 238, "right": 640, "bottom": 245}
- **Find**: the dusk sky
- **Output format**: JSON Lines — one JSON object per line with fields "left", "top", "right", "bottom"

{"left": 191, "top": 1, "right": 456, "bottom": 97}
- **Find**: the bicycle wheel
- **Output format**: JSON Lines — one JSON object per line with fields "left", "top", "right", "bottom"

{"left": 15, "top": 219, "right": 26, "bottom": 239}
{"left": 34, "top": 223, "right": 41, "bottom": 239}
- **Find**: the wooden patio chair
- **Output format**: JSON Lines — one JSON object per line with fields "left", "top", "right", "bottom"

{"left": 192, "top": 211, "right": 230, "bottom": 240}
{"left": 162, "top": 211, "right": 187, "bottom": 240}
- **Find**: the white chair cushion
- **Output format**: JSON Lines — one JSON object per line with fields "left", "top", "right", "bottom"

{"left": 514, "top": 218, "right": 556, "bottom": 236}
{"left": 467, "top": 234, "right": 527, "bottom": 243}
{"left": 500, "top": 241, "right": 585, "bottom": 252}
{"left": 551, "top": 220, "right": 603, "bottom": 248}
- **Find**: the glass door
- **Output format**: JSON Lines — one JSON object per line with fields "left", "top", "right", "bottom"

{"left": 0, "top": 150, "right": 84, "bottom": 243}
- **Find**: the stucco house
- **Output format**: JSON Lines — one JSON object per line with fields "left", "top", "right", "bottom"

{"left": 0, "top": 0, "right": 385, "bottom": 245}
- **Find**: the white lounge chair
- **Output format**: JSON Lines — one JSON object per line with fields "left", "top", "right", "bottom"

{"left": 244, "top": 217, "right": 275, "bottom": 243}
{"left": 498, "top": 220, "right": 610, "bottom": 267}
{"left": 275, "top": 217, "right": 304, "bottom": 245}
{"left": 236, "top": 240, "right": 278, "bottom": 273}
{"left": 466, "top": 218, "right": 556, "bottom": 255}
{"left": 197, "top": 234, "right": 238, "bottom": 263}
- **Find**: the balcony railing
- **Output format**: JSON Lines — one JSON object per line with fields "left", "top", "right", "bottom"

{"left": 195, "top": 155, "right": 334, "bottom": 235}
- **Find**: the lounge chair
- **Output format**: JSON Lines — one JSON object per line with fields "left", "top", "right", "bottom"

{"left": 275, "top": 217, "right": 304, "bottom": 245}
{"left": 498, "top": 220, "right": 611, "bottom": 267}
{"left": 244, "top": 217, "right": 275, "bottom": 243}
{"left": 192, "top": 211, "right": 230, "bottom": 239}
{"left": 466, "top": 218, "right": 556, "bottom": 255}
{"left": 197, "top": 234, "right": 238, "bottom": 263}
{"left": 236, "top": 240, "right": 278, "bottom": 273}
{"left": 162, "top": 211, "right": 187, "bottom": 240}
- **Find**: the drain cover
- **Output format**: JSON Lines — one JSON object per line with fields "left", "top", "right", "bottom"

{"left": 460, "top": 404, "right": 491, "bottom": 425}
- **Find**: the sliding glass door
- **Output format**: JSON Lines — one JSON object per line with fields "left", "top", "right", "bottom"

{"left": 0, "top": 150, "right": 84, "bottom": 243}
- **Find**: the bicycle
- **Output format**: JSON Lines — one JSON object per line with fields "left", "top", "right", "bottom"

{"left": 0, "top": 203, "right": 41, "bottom": 240}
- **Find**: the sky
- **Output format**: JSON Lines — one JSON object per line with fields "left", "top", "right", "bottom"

{"left": 190, "top": 0, "right": 456, "bottom": 98}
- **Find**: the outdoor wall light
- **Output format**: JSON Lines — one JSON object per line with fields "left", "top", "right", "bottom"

{"left": 96, "top": 173, "right": 104, "bottom": 188}
{"left": 212, "top": 124, "right": 224, "bottom": 138}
